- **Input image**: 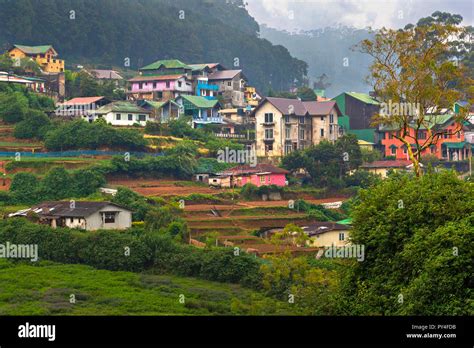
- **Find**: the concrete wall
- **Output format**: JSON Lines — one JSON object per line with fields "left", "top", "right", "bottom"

{"left": 255, "top": 102, "right": 283, "bottom": 158}
{"left": 308, "top": 229, "right": 350, "bottom": 247}
{"left": 103, "top": 111, "right": 149, "bottom": 126}
{"left": 85, "top": 205, "right": 132, "bottom": 230}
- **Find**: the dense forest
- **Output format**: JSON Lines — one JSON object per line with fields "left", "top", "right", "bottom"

{"left": 0, "top": 0, "right": 307, "bottom": 92}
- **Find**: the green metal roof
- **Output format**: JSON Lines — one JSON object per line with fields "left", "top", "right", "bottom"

{"left": 13, "top": 44, "right": 53, "bottom": 55}
{"left": 337, "top": 218, "right": 352, "bottom": 225}
{"left": 96, "top": 101, "right": 150, "bottom": 114}
{"left": 144, "top": 101, "right": 166, "bottom": 109}
{"left": 379, "top": 114, "right": 454, "bottom": 131}
{"left": 140, "top": 59, "right": 192, "bottom": 71}
{"left": 442, "top": 141, "right": 469, "bottom": 149}
{"left": 346, "top": 92, "right": 379, "bottom": 105}
{"left": 348, "top": 129, "right": 376, "bottom": 143}
{"left": 180, "top": 95, "right": 218, "bottom": 109}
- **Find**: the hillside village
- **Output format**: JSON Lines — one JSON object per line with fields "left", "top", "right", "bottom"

{"left": 0, "top": 43, "right": 473, "bottom": 253}
{"left": 0, "top": 0, "right": 474, "bottom": 324}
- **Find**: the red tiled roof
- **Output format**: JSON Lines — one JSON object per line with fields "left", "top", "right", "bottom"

{"left": 62, "top": 96, "right": 105, "bottom": 105}
{"left": 223, "top": 164, "right": 289, "bottom": 175}
{"left": 361, "top": 160, "right": 411, "bottom": 168}
{"left": 128, "top": 74, "right": 184, "bottom": 82}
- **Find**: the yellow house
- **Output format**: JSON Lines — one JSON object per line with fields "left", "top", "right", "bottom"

{"left": 8, "top": 44, "right": 65, "bottom": 73}
{"left": 303, "top": 222, "right": 351, "bottom": 247}
{"left": 358, "top": 139, "right": 375, "bottom": 151}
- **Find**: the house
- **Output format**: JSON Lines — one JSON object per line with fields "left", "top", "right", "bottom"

{"left": 303, "top": 222, "right": 352, "bottom": 247}
{"left": 252, "top": 97, "right": 342, "bottom": 159}
{"left": 378, "top": 114, "right": 472, "bottom": 161}
{"left": 138, "top": 99, "right": 182, "bottom": 123}
{"left": 139, "top": 59, "right": 193, "bottom": 76}
{"left": 175, "top": 95, "right": 222, "bottom": 128}
{"left": 359, "top": 160, "right": 412, "bottom": 178}
{"left": 244, "top": 86, "right": 262, "bottom": 107}
{"left": 208, "top": 69, "right": 247, "bottom": 108}
{"left": 127, "top": 74, "right": 193, "bottom": 101}
{"left": 95, "top": 101, "right": 151, "bottom": 126}
{"left": 358, "top": 139, "right": 375, "bottom": 152}
{"left": 8, "top": 201, "right": 132, "bottom": 231}
{"left": 8, "top": 44, "right": 64, "bottom": 73}
{"left": 88, "top": 69, "right": 123, "bottom": 85}
{"left": 222, "top": 164, "right": 289, "bottom": 187}
{"left": 0, "top": 71, "right": 46, "bottom": 92}
{"left": 333, "top": 92, "right": 380, "bottom": 143}
{"left": 56, "top": 96, "right": 110, "bottom": 120}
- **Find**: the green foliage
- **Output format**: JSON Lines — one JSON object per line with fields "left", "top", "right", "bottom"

{"left": 343, "top": 170, "right": 381, "bottom": 189}
{"left": 13, "top": 109, "right": 51, "bottom": 139}
{"left": 71, "top": 169, "right": 106, "bottom": 197}
{"left": 341, "top": 171, "right": 474, "bottom": 315}
{"left": 44, "top": 120, "right": 147, "bottom": 151}
{"left": 196, "top": 157, "right": 234, "bottom": 174}
{"left": 9, "top": 172, "right": 39, "bottom": 204}
{"left": 0, "top": 0, "right": 307, "bottom": 92}
{"left": 0, "top": 91, "right": 28, "bottom": 123}
{"left": 296, "top": 87, "right": 317, "bottom": 101}
{"left": 295, "top": 199, "right": 346, "bottom": 221}
{"left": 282, "top": 134, "right": 363, "bottom": 188}
{"left": 38, "top": 167, "right": 72, "bottom": 200}
{"left": 111, "top": 187, "right": 150, "bottom": 221}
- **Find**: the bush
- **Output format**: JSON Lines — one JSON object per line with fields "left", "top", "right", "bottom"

{"left": 13, "top": 110, "right": 51, "bottom": 139}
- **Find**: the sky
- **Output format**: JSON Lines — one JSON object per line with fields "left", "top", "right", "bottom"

{"left": 246, "top": 0, "right": 473, "bottom": 31}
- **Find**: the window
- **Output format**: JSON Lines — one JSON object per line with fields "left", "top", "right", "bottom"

{"left": 178, "top": 81, "right": 182, "bottom": 87}
{"left": 265, "top": 143, "right": 273, "bottom": 152}
{"left": 260, "top": 176, "right": 265, "bottom": 184}
{"left": 299, "top": 128, "right": 305, "bottom": 140}
{"left": 285, "top": 115, "right": 290, "bottom": 123}
{"left": 403, "top": 146, "right": 407, "bottom": 154}
{"left": 166, "top": 81, "right": 170, "bottom": 88}
{"left": 320, "top": 116, "right": 324, "bottom": 121}
{"left": 443, "top": 131, "right": 449, "bottom": 139}
{"left": 138, "top": 114, "right": 146, "bottom": 122}
{"left": 457, "top": 131, "right": 461, "bottom": 139}
{"left": 299, "top": 116, "right": 305, "bottom": 124}
{"left": 116, "top": 114, "right": 121, "bottom": 120}
{"left": 417, "top": 131, "right": 426, "bottom": 139}
{"left": 329, "top": 125, "right": 333, "bottom": 134}
{"left": 285, "top": 144, "right": 293, "bottom": 154}
{"left": 104, "top": 212, "right": 116, "bottom": 224}
{"left": 154, "top": 82, "right": 158, "bottom": 88}
{"left": 128, "top": 114, "right": 133, "bottom": 121}
{"left": 265, "top": 129, "right": 273, "bottom": 139}
{"left": 264, "top": 113, "right": 273, "bottom": 123}
{"left": 227, "top": 81, "right": 232, "bottom": 87}
{"left": 339, "top": 232, "right": 345, "bottom": 241}
{"left": 157, "top": 91, "right": 163, "bottom": 98}
{"left": 202, "top": 90, "right": 207, "bottom": 96}
{"left": 320, "top": 128, "right": 324, "bottom": 137}
{"left": 329, "top": 114, "right": 334, "bottom": 123}
{"left": 139, "top": 82, "right": 143, "bottom": 89}
{"left": 285, "top": 127, "right": 291, "bottom": 139}
{"left": 391, "top": 146, "right": 397, "bottom": 155}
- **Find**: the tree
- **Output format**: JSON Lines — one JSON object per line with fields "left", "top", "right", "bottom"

{"left": 112, "top": 187, "right": 150, "bottom": 221}
{"left": 358, "top": 20, "right": 474, "bottom": 176}
{"left": 0, "top": 91, "right": 28, "bottom": 123}
{"left": 0, "top": 53, "right": 13, "bottom": 71}
{"left": 341, "top": 171, "right": 474, "bottom": 315}
{"left": 9, "top": 172, "right": 39, "bottom": 203}
{"left": 72, "top": 169, "right": 106, "bottom": 197}
{"left": 39, "top": 167, "right": 72, "bottom": 200}
{"left": 13, "top": 110, "right": 51, "bottom": 139}
{"left": 296, "top": 87, "right": 317, "bottom": 101}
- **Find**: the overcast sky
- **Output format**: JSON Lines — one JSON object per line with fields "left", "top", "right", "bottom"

{"left": 246, "top": 0, "right": 473, "bottom": 31}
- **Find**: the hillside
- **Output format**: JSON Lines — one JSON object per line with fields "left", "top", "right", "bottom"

{"left": 0, "top": 260, "right": 297, "bottom": 315}
{"left": 0, "top": 0, "right": 307, "bottom": 92}
{"left": 259, "top": 25, "right": 375, "bottom": 97}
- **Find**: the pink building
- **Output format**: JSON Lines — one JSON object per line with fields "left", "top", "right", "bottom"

{"left": 126, "top": 74, "right": 193, "bottom": 101}
{"left": 222, "top": 164, "right": 289, "bottom": 187}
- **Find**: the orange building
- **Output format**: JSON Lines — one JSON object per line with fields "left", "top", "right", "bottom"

{"left": 8, "top": 44, "right": 64, "bottom": 73}
{"left": 379, "top": 115, "right": 472, "bottom": 161}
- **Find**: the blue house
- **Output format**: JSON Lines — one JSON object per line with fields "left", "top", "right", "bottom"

{"left": 175, "top": 95, "right": 222, "bottom": 128}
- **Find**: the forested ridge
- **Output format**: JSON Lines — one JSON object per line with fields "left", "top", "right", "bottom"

{"left": 0, "top": 0, "right": 308, "bottom": 91}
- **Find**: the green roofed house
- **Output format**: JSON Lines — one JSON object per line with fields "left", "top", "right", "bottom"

{"left": 333, "top": 92, "right": 380, "bottom": 143}
{"left": 8, "top": 44, "right": 65, "bottom": 73}
{"left": 139, "top": 59, "right": 193, "bottom": 76}
{"left": 138, "top": 99, "right": 183, "bottom": 123}
{"left": 175, "top": 95, "right": 222, "bottom": 128}
{"left": 95, "top": 101, "right": 151, "bottom": 126}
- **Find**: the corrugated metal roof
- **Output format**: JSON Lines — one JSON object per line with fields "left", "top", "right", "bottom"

{"left": 90, "top": 69, "right": 123, "bottom": 80}
{"left": 346, "top": 92, "right": 379, "bottom": 105}
{"left": 179, "top": 95, "right": 218, "bottom": 108}
{"left": 208, "top": 69, "right": 242, "bottom": 80}
{"left": 128, "top": 74, "right": 184, "bottom": 82}
{"left": 13, "top": 44, "right": 55, "bottom": 55}
{"left": 140, "top": 59, "right": 191, "bottom": 71}
{"left": 62, "top": 96, "right": 106, "bottom": 105}
{"left": 96, "top": 101, "right": 151, "bottom": 114}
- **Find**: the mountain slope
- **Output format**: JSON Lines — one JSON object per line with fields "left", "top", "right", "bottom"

{"left": 0, "top": 0, "right": 307, "bottom": 92}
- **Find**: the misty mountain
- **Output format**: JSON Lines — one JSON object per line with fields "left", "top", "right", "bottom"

{"left": 259, "top": 25, "right": 375, "bottom": 97}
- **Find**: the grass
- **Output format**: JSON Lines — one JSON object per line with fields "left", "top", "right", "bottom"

{"left": 0, "top": 141, "right": 42, "bottom": 147}
{"left": 0, "top": 260, "right": 298, "bottom": 316}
